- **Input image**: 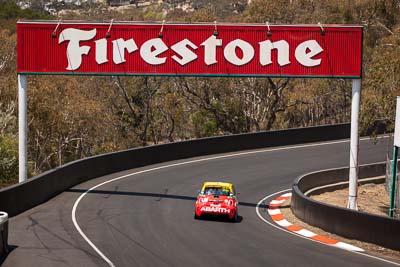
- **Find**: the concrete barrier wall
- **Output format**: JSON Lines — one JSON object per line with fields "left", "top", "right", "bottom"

{"left": 291, "top": 163, "right": 400, "bottom": 250}
{"left": 0, "top": 121, "right": 390, "bottom": 257}
{"left": 0, "top": 212, "right": 8, "bottom": 260}
{"left": 0, "top": 123, "right": 353, "bottom": 217}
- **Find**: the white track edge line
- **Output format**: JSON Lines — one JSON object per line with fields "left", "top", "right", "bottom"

{"left": 72, "top": 135, "right": 389, "bottom": 267}
{"left": 256, "top": 189, "right": 400, "bottom": 266}
{"left": 72, "top": 190, "right": 116, "bottom": 267}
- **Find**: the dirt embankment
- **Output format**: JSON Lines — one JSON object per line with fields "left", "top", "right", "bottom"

{"left": 312, "top": 183, "right": 391, "bottom": 217}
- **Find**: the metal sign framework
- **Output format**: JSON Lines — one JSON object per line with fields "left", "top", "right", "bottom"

{"left": 17, "top": 20, "right": 363, "bottom": 209}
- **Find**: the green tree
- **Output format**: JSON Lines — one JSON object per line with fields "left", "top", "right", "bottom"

{"left": 361, "top": 26, "right": 400, "bottom": 133}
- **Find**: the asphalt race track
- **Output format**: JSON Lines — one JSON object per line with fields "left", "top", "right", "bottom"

{"left": 2, "top": 136, "right": 399, "bottom": 267}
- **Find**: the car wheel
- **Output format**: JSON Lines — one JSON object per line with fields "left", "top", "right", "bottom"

{"left": 194, "top": 214, "right": 200, "bottom": 220}
{"left": 231, "top": 212, "right": 238, "bottom": 222}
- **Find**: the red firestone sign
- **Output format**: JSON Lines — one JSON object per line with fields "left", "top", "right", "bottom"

{"left": 17, "top": 21, "right": 363, "bottom": 78}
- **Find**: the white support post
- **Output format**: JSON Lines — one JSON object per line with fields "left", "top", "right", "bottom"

{"left": 347, "top": 79, "right": 361, "bottom": 210}
{"left": 18, "top": 74, "right": 28, "bottom": 183}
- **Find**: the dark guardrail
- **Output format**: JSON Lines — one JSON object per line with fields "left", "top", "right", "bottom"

{"left": 291, "top": 163, "right": 400, "bottom": 251}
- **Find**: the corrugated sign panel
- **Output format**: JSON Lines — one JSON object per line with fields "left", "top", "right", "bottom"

{"left": 17, "top": 21, "right": 363, "bottom": 78}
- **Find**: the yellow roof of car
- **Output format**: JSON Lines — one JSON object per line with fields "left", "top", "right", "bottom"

{"left": 201, "top": 182, "right": 233, "bottom": 191}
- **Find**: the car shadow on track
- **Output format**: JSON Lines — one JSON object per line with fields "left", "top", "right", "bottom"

{"left": 195, "top": 215, "right": 244, "bottom": 223}
{"left": 66, "top": 188, "right": 266, "bottom": 209}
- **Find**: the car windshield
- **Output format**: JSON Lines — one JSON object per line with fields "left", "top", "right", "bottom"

{"left": 203, "top": 186, "right": 230, "bottom": 196}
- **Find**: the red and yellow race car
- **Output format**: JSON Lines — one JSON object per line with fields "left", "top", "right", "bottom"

{"left": 194, "top": 182, "right": 239, "bottom": 222}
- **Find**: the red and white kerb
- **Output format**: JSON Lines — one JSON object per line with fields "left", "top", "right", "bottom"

{"left": 268, "top": 193, "right": 364, "bottom": 252}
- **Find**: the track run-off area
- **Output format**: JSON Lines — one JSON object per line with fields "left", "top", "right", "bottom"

{"left": 3, "top": 136, "right": 400, "bottom": 267}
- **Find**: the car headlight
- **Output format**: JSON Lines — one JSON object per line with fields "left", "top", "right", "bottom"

{"left": 198, "top": 197, "right": 207, "bottom": 204}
